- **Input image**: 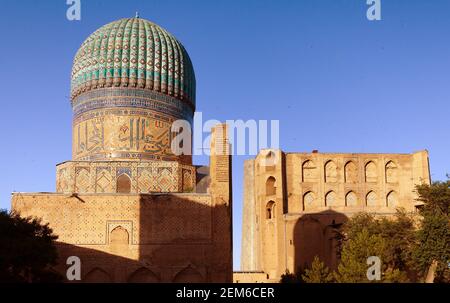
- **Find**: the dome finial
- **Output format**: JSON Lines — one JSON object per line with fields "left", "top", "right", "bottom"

{"left": 135, "top": 11, "right": 140, "bottom": 18}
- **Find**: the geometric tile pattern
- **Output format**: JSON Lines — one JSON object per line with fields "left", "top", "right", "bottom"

{"left": 74, "top": 167, "right": 90, "bottom": 193}
{"left": 71, "top": 18, "right": 196, "bottom": 106}
{"left": 96, "top": 167, "right": 113, "bottom": 193}
{"left": 57, "top": 160, "right": 195, "bottom": 194}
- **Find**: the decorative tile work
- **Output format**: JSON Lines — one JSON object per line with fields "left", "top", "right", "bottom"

{"left": 95, "top": 167, "right": 113, "bottom": 193}
{"left": 182, "top": 168, "right": 194, "bottom": 192}
{"left": 157, "top": 167, "right": 176, "bottom": 192}
{"left": 72, "top": 88, "right": 193, "bottom": 119}
{"left": 117, "top": 167, "right": 132, "bottom": 177}
{"left": 57, "top": 160, "right": 195, "bottom": 194}
{"left": 71, "top": 18, "right": 196, "bottom": 107}
{"left": 75, "top": 167, "right": 90, "bottom": 192}
{"left": 57, "top": 168, "right": 70, "bottom": 192}
{"left": 137, "top": 167, "right": 153, "bottom": 193}
{"left": 72, "top": 106, "right": 180, "bottom": 162}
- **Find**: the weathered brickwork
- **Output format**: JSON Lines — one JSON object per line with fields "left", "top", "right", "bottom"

{"left": 240, "top": 149, "right": 431, "bottom": 281}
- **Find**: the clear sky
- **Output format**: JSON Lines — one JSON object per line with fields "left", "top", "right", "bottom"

{"left": 0, "top": 0, "right": 449, "bottom": 270}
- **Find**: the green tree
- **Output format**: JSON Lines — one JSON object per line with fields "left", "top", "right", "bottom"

{"left": 376, "top": 210, "right": 416, "bottom": 274}
{"left": 0, "top": 210, "right": 62, "bottom": 282}
{"left": 412, "top": 179, "right": 450, "bottom": 283}
{"left": 337, "top": 210, "right": 415, "bottom": 280}
{"left": 334, "top": 229, "right": 386, "bottom": 283}
{"left": 302, "top": 256, "right": 334, "bottom": 283}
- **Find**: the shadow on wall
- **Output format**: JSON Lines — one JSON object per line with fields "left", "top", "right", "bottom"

{"left": 43, "top": 193, "right": 231, "bottom": 283}
{"left": 293, "top": 209, "right": 348, "bottom": 272}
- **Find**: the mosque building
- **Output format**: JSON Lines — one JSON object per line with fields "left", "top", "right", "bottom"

{"left": 12, "top": 16, "right": 232, "bottom": 283}
{"left": 10, "top": 16, "right": 431, "bottom": 284}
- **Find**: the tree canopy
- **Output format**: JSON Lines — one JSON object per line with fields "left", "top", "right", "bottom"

{"left": 0, "top": 210, "right": 62, "bottom": 282}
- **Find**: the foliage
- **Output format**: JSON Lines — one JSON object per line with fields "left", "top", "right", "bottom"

{"left": 416, "top": 179, "right": 450, "bottom": 215}
{"left": 302, "top": 256, "right": 334, "bottom": 283}
{"left": 335, "top": 210, "right": 416, "bottom": 282}
{"left": 412, "top": 179, "right": 450, "bottom": 282}
{"left": 334, "top": 229, "right": 387, "bottom": 283}
{"left": 0, "top": 209, "right": 62, "bottom": 282}
{"left": 333, "top": 178, "right": 450, "bottom": 283}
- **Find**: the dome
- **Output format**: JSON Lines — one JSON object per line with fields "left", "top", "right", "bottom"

{"left": 71, "top": 17, "right": 196, "bottom": 107}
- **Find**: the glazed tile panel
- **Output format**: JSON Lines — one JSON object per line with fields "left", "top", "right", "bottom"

{"left": 56, "top": 160, "right": 196, "bottom": 193}
{"left": 71, "top": 18, "right": 195, "bottom": 107}
{"left": 71, "top": 88, "right": 193, "bottom": 162}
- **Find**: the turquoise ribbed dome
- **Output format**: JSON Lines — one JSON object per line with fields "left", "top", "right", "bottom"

{"left": 71, "top": 17, "right": 196, "bottom": 107}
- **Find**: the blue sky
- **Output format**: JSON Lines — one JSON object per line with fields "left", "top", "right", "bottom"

{"left": 0, "top": 0, "right": 449, "bottom": 270}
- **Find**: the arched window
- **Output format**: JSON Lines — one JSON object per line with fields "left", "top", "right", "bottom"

{"left": 303, "top": 191, "right": 315, "bottom": 211}
{"left": 266, "top": 201, "right": 276, "bottom": 219}
{"left": 365, "top": 161, "right": 378, "bottom": 183}
{"left": 345, "top": 191, "right": 358, "bottom": 207}
{"left": 266, "top": 176, "right": 276, "bottom": 196}
{"left": 385, "top": 161, "right": 398, "bottom": 183}
{"left": 117, "top": 174, "right": 131, "bottom": 193}
{"left": 325, "top": 191, "right": 337, "bottom": 207}
{"left": 324, "top": 160, "right": 338, "bottom": 183}
{"left": 302, "top": 160, "right": 317, "bottom": 182}
{"left": 386, "top": 191, "right": 397, "bottom": 208}
{"left": 366, "top": 191, "right": 377, "bottom": 207}
{"left": 264, "top": 151, "right": 276, "bottom": 172}
{"left": 344, "top": 161, "right": 358, "bottom": 183}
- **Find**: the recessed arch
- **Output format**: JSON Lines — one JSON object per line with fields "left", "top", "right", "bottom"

{"left": 264, "top": 151, "right": 276, "bottom": 172}
{"left": 345, "top": 191, "right": 358, "bottom": 207}
{"left": 127, "top": 267, "right": 159, "bottom": 283}
{"left": 117, "top": 173, "right": 131, "bottom": 193}
{"left": 385, "top": 161, "right": 398, "bottom": 183}
{"left": 386, "top": 190, "right": 398, "bottom": 208}
{"left": 366, "top": 191, "right": 377, "bottom": 207}
{"left": 83, "top": 268, "right": 112, "bottom": 283}
{"left": 266, "top": 200, "right": 276, "bottom": 219}
{"left": 302, "top": 160, "right": 317, "bottom": 182}
{"left": 266, "top": 176, "right": 276, "bottom": 196}
{"left": 173, "top": 265, "right": 203, "bottom": 283}
{"left": 110, "top": 226, "right": 129, "bottom": 245}
{"left": 303, "top": 191, "right": 316, "bottom": 211}
{"left": 324, "top": 160, "right": 338, "bottom": 183}
{"left": 365, "top": 161, "right": 378, "bottom": 183}
{"left": 344, "top": 161, "right": 358, "bottom": 183}
{"left": 325, "top": 191, "right": 337, "bottom": 207}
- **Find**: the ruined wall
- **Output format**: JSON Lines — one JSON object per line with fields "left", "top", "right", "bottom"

{"left": 241, "top": 149, "right": 431, "bottom": 280}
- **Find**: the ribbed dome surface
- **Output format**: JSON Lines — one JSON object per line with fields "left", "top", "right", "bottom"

{"left": 71, "top": 17, "right": 196, "bottom": 106}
